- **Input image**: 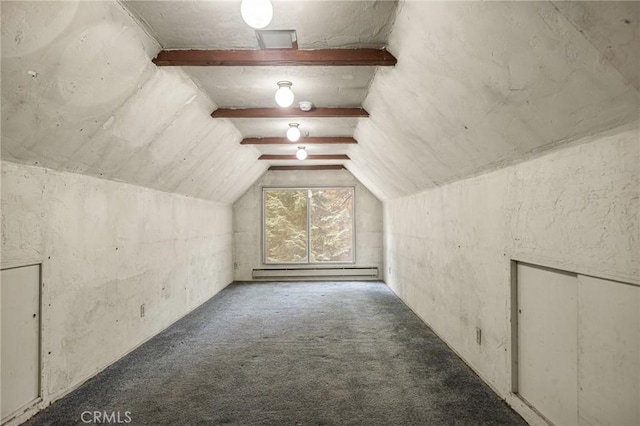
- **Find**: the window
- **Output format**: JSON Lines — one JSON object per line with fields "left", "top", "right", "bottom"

{"left": 263, "top": 188, "right": 354, "bottom": 264}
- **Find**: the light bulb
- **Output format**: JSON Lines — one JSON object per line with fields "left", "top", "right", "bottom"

{"left": 275, "top": 81, "right": 294, "bottom": 107}
{"left": 296, "top": 147, "right": 308, "bottom": 160}
{"left": 240, "top": 0, "right": 273, "bottom": 29}
{"left": 286, "top": 123, "right": 301, "bottom": 142}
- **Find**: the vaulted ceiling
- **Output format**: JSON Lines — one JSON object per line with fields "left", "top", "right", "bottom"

{"left": 2, "top": 1, "right": 638, "bottom": 203}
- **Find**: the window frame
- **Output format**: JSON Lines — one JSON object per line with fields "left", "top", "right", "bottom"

{"left": 262, "top": 186, "right": 356, "bottom": 265}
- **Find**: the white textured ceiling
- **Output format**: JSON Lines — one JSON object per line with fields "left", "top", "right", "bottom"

{"left": 123, "top": 0, "right": 397, "bottom": 177}
{"left": 183, "top": 66, "right": 375, "bottom": 108}
{"left": 2, "top": 1, "right": 638, "bottom": 204}
{"left": 350, "top": 0, "right": 639, "bottom": 199}
{"left": 1, "top": 1, "right": 266, "bottom": 204}
{"left": 230, "top": 117, "right": 361, "bottom": 137}
{"left": 552, "top": 1, "right": 639, "bottom": 92}
{"left": 123, "top": 0, "right": 397, "bottom": 49}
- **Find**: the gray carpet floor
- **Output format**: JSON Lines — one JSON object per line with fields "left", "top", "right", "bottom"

{"left": 25, "top": 281, "right": 526, "bottom": 425}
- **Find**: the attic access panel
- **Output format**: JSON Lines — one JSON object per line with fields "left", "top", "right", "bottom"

{"left": 256, "top": 30, "right": 298, "bottom": 49}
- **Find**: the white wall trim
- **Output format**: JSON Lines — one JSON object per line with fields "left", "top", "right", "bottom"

{"left": 510, "top": 254, "right": 639, "bottom": 287}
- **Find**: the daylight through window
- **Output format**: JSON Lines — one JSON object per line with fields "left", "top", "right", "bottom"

{"left": 264, "top": 188, "right": 354, "bottom": 264}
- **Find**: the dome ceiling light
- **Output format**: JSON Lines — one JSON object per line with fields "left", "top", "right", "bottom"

{"left": 296, "top": 147, "right": 308, "bottom": 160}
{"left": 286, "top": 123, "right": 301, "bottom": 142}
{"left": 275, "top": 81, "right": 294, "bottom": 107}
{"left": 240, "top": 0, "right": 273, "bottom": 29}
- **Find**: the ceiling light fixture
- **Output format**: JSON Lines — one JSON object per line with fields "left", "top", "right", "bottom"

{"left": 275, "top": 81, "right": 294, "bottom": 107}
{"left": 296, "top": 147, "right": 308, "bottom": 160}
{"left": 286, "top": 123, "right": 301, "bottom": 142}
{"left": 240, "top": 0, "right": 273, "bottom": 29}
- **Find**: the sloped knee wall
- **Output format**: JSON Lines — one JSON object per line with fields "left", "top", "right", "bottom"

{"left": 383, "top": 125, "right": 639, "bottom": 422}
{"left": 1, "top": 161, "right": 233, "bottom": 418}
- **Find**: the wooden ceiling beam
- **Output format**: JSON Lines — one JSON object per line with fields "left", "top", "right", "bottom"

{"left": 212, "top": 107, "right": 368, "bottom": 118}
{"left": 241, "top": 137, "right": 357, "bottom": 145}
{"left": 153, "top": 49, "right": 397, "bottom": 67}
{"left": 258, "top": 154, "right": 350, "bottom": 160}
{"left": 268, "top": 165, "right": 346, "bottom": 171}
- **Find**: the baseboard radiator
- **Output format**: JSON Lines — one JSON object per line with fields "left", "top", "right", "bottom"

{"left": 252, "top": 266, "right": 379, "bottom": 280}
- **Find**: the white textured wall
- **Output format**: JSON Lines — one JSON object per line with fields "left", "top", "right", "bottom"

{"left": 233, "top": 169, "right": 383, "bottom": 280}
{"left": 1, "top": 1, "right": 265, "bottom": 205}
{"left": 1, "top": 161, "right": 233, "bottom": 421}
{"left": 383, "top": 125, "right": 639, "bottom": 421}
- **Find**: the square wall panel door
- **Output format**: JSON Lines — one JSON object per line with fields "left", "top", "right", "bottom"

{"left": 516, "top": 262, "right": 640, "bottom": 425}
{"left": 1, "top": 264, "right": 41, "bottom": 422}
{"left": 577, "top": 275, "right": 639, "bottom": 425}
{"left": 516, "top": 263, "right": 578, "bottom": 425}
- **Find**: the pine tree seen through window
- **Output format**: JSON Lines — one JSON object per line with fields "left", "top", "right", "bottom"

{"left": 264, "top": 188, "right": 354, "bottom": 263}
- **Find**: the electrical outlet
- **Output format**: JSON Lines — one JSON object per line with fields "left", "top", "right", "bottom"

{"left": 476, "top": 327, "right": 482, "bottom": 345}
{"left": 140, "top": 304, "right": 145, "bottom": 318}
{"left": 234, "top": 262, "right": 239, "bottom": 270}
{"left": 388, "top": 266, "right": 391, "bottom": 275}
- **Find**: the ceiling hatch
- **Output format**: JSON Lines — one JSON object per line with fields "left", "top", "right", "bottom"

{"left": 256, "top": 30, "right": 298, "bottom": 49}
